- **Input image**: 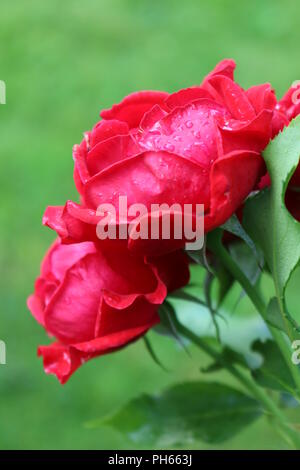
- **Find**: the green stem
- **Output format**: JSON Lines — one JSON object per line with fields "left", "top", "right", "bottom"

{"left": 273, "top": 282, "right": 296, "bottom": 342}
{"left": 173, "top": 317, "right": 300, "bottom": 449}
{"left": 208, "top": 231, "right": 300, "bottom": 397}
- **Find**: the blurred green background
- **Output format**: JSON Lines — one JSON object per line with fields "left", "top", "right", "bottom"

{"left": 1, "top": 0, "right": 300, "bottom": 450}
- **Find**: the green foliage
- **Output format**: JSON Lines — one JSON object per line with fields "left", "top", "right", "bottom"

{"left": 93, "top": 382, "right": 262, "bottom": 446}
{"left": 244, "top": 117, "right": 300, "bottom": 334}
{"left": 251, "top": 340, "right": 297, "bottom": 393}
{"left": 156, "top": 302, "right": 192, "bottom": 357}
{"left": 201, "top": 344, "right": 248, "bottom": 374}
{"left": 266, "top": 297, "right": 287, "bottom": 332}
{"left": 143, "top": 336, "right": 169, "bottom": 372}
{"left": 229, "top": 241, "right": 262, "bottom": 287}
{"left": 214, "top": 262, "right": 234, "bottom": 308}
{"left": 222, "top": 214, "right": 263, "bottom": 269}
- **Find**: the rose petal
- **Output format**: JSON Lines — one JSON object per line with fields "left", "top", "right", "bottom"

{"left": 100, "top": 91, "right": 169, "bottom": 128}
{"left": 207, "top": 75, "right": 255, "bottom": 121}
{"left": 87, "top": 134, "right": 139, "bottom": 176}
{"left": 38, "top": 343, "right": 88, "bottom": 385}
{"left": 205, "top": 150, "right": 264, "bottom": 231}
{"left": 136, "top": 99, "right": 229, "bottom": 166}
{"left": 84, "top": 151, "right": 211, "bottom": 213}
{"left": 89, "top": 119, "right": 129, "bottom": 148}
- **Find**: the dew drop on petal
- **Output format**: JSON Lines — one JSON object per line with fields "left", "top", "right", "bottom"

{"left": 185, "top": 120, "right": 193, "bottom": 129}
{"left": 163, "top": 143, "right": 175, "bottom": 152}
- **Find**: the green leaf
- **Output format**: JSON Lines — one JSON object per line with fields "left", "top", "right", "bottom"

{"left": 280, "top": 392, "right": 299, "bottom": 409}
{"left": 201, "top": 345, "right": 248, "bottom": 373}
{"left": 244, "top": 116, "right": 300, "bottom": 334}
{"left": 266, "top": 297, "right": 287, "bottom": 332}
{"left": 222, "top": 214, "right": 263, "bottom": 268}
{"left": 143, "top": 336, "right": 169, "bottom": 372}
{"left": 154, "top": 302, "right": 176, "bottom": 337}
{"left": 92, "top": 382, "right": 262, "bottom": 446}
{"left": 169, "top": 290, "right": 206, "bottom": 307}
{"left": 186, "top": 236, "right": 213, "bottom": 273}
{"left": 229, "top": 241, "right": 262, "bottom": 287}
{"left": 203, "top": 271, "right": 221, "bottom": 342}
{"left": 251, "top": 340, "right": 296, "bottom": 393}
{"left": 155, "top": 302, "right": 191, "bottom": 357}
{"left": 214, "top": 262, "right": 234, "bottom": 308}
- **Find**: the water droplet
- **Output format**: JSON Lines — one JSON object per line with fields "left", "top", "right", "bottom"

{"left": 183, "top": 144, "right": 193, "bottom": 155}
{"left": 185, "top": 120, "right": 193, "bottom": 129}
{"left": 148, "top": 128, "right": 160, "bottom": 135}
{"left": 154, "top": 137, "right": 161, "bottom": 148}
{"left": 164, "top": 143, "right": 175, "bottom": 152}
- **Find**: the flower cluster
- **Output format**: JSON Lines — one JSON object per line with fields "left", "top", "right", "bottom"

{"left": 28, "top": 59, "right": 300, "bottom": 383}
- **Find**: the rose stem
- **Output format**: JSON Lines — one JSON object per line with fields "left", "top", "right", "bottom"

{"left": 207, "top": 230, "right": 300, "bottom": 399}
{"left": 172, "top": 316, "right": 300, "bottom": 449}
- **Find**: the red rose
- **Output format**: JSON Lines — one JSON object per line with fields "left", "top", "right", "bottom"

{"left": 44, "top": 59, "right": 277, "bottom": 254}
{"left": 27, "top": 240, "right": 189, "bottom": 383}
{"left": 285, "top": 189, "right": 300, "bottom": 222}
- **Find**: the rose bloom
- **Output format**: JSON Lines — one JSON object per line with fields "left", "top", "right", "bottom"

{"left": 44, "top": 59, "right": 280, "bottom": 254}
{"left": 28, "top": 240, "right": 189, "bottom": 383}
